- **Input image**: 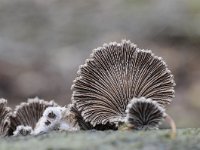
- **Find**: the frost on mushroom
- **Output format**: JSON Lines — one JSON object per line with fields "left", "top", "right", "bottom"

{"left": 125, "top": 97, "right": 165, "bottom": 130}
{"left": 71, "top": 40, "right": 175, "bottom": 129}
{"left": 7, "top": 97, "right": 58, "bottom": 136}
{"left": 0, "top": 99, "right": 11, "bottom": 137}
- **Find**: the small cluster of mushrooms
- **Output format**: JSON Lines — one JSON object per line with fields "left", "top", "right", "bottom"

{"left": 0, "top": 40, "right": 176, "bottom": 138}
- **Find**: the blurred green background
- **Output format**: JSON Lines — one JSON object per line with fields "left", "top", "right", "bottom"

{"left": 0, "top": 0, "right": 199, "bottom": 128}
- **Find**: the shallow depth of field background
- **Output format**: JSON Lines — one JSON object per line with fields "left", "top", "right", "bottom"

{"left": 0, "top": 0, "right": 199, "bottom": 128}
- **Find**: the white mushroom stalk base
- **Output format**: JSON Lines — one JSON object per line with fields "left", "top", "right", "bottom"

{"left": 164, "top": 113, "right": 177, "bottom": 139}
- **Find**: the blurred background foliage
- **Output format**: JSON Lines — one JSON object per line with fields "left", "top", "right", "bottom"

{"left": 0, "top": 0, "right": 199, "bottom": 128}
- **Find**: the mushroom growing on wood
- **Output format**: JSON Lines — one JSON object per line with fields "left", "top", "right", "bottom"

{"left": 7, "top": 97, "right": 58, "bottom": 136}
{"left": 71, "top": 40, "right": 176, "bottom": 133}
